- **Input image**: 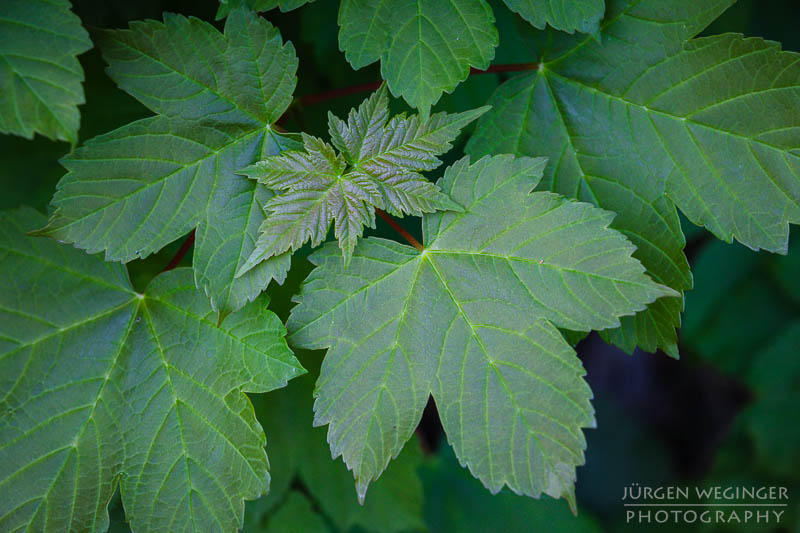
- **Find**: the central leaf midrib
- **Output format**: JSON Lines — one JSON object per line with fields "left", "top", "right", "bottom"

{"left": 427, "top": 249, "right": 665, "bottom": 287}
{"left": 109, "top": 34, "right": 266, "bottom": 126}
{"left": 423, "top": 254, "right": 567, "bottom": 491}
{"left": 4, "top": 298, "right": 140, "bottom": 531}
{"left": 52, "top": 127, "right": 267, "bottom": 234}
{"left": 138, "top": 302, "right": 200, "bottom": 532}
{"left": 350, "top": 256, "right": 424, "bottom": 481}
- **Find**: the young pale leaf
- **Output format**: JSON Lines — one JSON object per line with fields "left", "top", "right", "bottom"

{"left": 239, "top": 134, "right": 379, "bottom": 270}
{"left": 337, "top": 0, "right": 498, "bottom": 116}
{"left": 288, "top": 155, "right": 678, "bottom": 504}
{"left": 0, "top": 208, "right": 304, "bottom": 533}
{"left": 238, "top": 87, "right": 485, "bottom": 270}
{"left": 502, "top": 0, "right": 605, "bottom": 34}
{"left": 468, "top": 0, "right": 800, "bottom": 357}
{"left": 0, "top": 0, "right": 92, "bottom": 144}
{"left": 37, "top": 9, "right": 298, "bottom": 318}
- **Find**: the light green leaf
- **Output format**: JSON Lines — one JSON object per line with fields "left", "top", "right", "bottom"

{"left": 337, "top": 0, "right": 498, "bottom": 116}
{"left": 467, "top": 0, "right": 800, "bottom": 356}
{"left": 38, "top": 10, "right": 298, "bottom": 317}
{"left": 502, "top": 0, "right": 605, "bottom": 34}
{"left": 328, "top": 83, "right": 390, "bottom": 163}
{"left": 288, "top": 155, "right": 677, "bottom": 502}
{"left": 240, "top": 134, "right": 379, "bottom": 269}
{"left": 0, "top": 0, "right": 92, "bottom": 144}
{"left": 239, "top": 88, "right": 484, "bottom": 270}
{"left": 0, "top": 208, "right": 304, "bottom": 533}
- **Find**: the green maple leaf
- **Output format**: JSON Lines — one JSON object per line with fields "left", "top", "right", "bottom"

{"left": 238, "top": 86, "right": 487, "bottom": 270}
{"left": 288, "top": 155, "right": 678, "bottom": 504}
{"left": 337, "top": 0, "right": 498, "bottom": 116}
{"left": 467, "top": 0, "right": 800, "bottom": 357}
{"left": 502, "top": 0, "right": 605, "bottom": 34}
{"left": 0, "top": 0, "right": 92, "bottom": 144}
{"left": 0, "top": 208, "right": 304, "bottom": 532}
{"left": 35, "top": 9, "right": 299, "bottom": 318}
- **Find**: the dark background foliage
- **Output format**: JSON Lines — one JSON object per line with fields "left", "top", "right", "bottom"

{"left": 3, "top": 0, "right": 798, "bottom": 531}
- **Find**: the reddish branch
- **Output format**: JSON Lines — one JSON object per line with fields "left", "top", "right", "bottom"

{"left": 298, "top": 63, "right": 539, "bottom": 106}
{"left": 376, "top": 209, "right": 423, "bottom": 251}
{"left": 163, "top": 230, "right": 195, "bottom": 271}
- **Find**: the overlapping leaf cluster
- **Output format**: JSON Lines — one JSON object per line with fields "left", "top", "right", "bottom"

{"left": 0, "top": 208, "right": 303, "bottom": 532}
{"left": 36, "top": 9, "right": 300, "bottom": 318}
{"left": 1, "top": 0, "right": 800, "bottom": 531}
{"left": 468, "top": 0, "right": 800, "bottom": 356}
{"left": 289, "top": 154, "right": 677, "bottom": 505}
{"left": 239, "top": 85, "right": 486, "bottom": 269}
{"left": 217, "top": 0, "right": 606, "bottom": 115}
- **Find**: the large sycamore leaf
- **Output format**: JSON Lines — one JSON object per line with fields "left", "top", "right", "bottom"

{"left": 0, "top": 208, "right": 304, "bottom": 532}
{"left": 468, "top": 0, "right": 800, "bottom": 357}
{"left": 502, "top": 0, "right": 605, "bottom": 34}
{"left": 37, "top": 9, "right": 298, "bottom": 318}
{"left": 288, "top": 155, "right": 677, "bottom": 503}
{"left": 239, "top": 86, "right": 485, "bottom": 270}
{"left": 0, "top": 0, "right": 92, "bottom": 144}
{"left": 337, "top": 0, "right": 498, "bottom": 116}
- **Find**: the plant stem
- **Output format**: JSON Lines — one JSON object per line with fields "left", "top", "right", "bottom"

{"left": 298, "top": 63, "right": 538, "bottom": 106}
{"left": 376, "top": 209, "right": 424, "bottom": 251}
{"left": 163, "top": 230, "right": 195, "bottom": 271}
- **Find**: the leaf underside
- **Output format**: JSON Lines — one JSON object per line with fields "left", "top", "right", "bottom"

{"left": 0, "top": 208, "right": 304, "bottom": 533}
{"left": 288, "top": 155, "right": 677, "bottom": 504}
{"left": 37, "top": 9, "right": 299, "bottom": 317}
{"left": 467, "top": 0, "right": 800, "bottom": 357}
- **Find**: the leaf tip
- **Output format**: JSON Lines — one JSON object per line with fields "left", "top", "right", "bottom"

{"left": 564, "top": 487, "right": 578, "bottom": 515}
{"left": 355, "top": 478, "right": 369, "bottom": 506}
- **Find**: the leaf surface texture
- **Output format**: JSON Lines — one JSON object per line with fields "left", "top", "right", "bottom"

{"left": 468, "top": 0, "right": 800, "bottom": 356}
{"left": 288, "top": 155, "right": 677, "bottom": 502}
{"left": 38, "top": 9, "right": 298, "bottom": 317}
{"left": 0, "top": 208, "right": 303, "bottom": 532}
